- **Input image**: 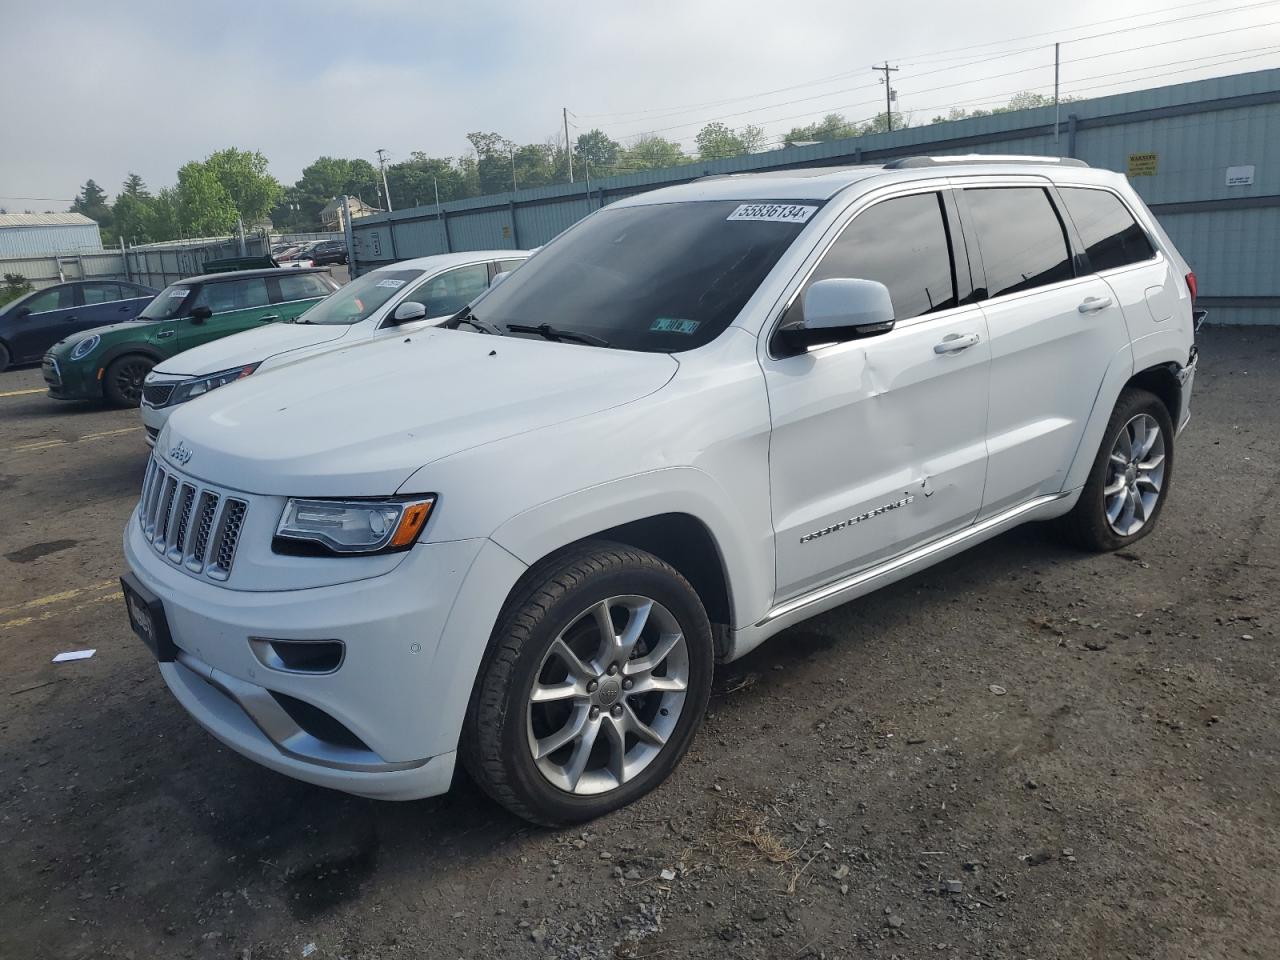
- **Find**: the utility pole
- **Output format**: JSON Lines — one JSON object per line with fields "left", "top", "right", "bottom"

{"left": 375, "top": 148, "right": 393, "bottom": 212}
{"left": 873, "top": 63, "right": 900, "bottom": 132}
{"left": 1054, "top": 42, "right": 1061, "bottom": 146}
{"left": 563, "top": 107, "right": 574, "bottom": 183}
{"left": 511, "top": 146, "right": 518, "bottom": 192}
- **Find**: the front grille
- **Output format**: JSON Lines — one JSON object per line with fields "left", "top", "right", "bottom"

{"left": 142, "top": 382, "right": 175, "bottom": 407}
{"left": 138, "top": 457, "right": 248, "bottom": 582}
{"left": 41, "top": 356, "right": 61, "bottom": 389}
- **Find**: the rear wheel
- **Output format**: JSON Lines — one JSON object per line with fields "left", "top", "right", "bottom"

{"left": 462, "top": 542, "right": 714, "bottom": 825}
{"left": 103, "top": 355, "right": 154, "bottom": 407}
{"left": 0, "top": 342, "right": 10, "bottom": 373}
{"left": 1056, "top": 387, "right": 1174, "bottom": 551}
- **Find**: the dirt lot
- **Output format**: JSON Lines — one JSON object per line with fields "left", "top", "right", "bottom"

{"left": 1, "top": 327, "right": 1277, "bottom": 960}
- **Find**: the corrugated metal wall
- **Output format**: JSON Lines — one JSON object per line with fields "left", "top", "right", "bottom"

{"left": 0, "top": 223, "right": 104, "bottom": 258}
{"left": 353, "top": 67, "right": 1280, "bottom": 325}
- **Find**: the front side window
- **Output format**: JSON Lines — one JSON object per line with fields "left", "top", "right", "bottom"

{"left": 782, "top": 192, "right": 957, "bottom": 327}
{"left": 474, "top": 200, "right": 814, "bottom": 351}
{"left": 294, "top": 268, "right": 426, "bottom": 325}
{"left": 192, "top": 278, "right": 270, "bottom": 313}
{"left": 964, "top": 187, "right": 1073, "bottom": 298}
{"left": 275, "top": 273, "right": 333, "bottom": 302}
{"left": 1059, "top": 187, "right": 1156, "bottom": 272}
{"left": 404, "top": 264, "right": 490, "bottom": 317}
{"left": 25, "top": 287, "right": 74, "bottom": 313}
{"left": 81, "top": 282, "right": 123, "bottom": 304}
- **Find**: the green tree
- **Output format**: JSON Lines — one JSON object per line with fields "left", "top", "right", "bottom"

{"left": 271, "top": 156, "right": 381, "bottom": 229}
{"left": 70, "top": 179, "right": 113, "bottom": 239}
{"left": 1, "top": 273, "right": 33, "bottom": 308}
{"left": 784, "top": 113, "right": 861, "bottom": 144}
{"left": 468, "top": 132, "right": 518, "bottom": 194}
{"left": 574, "top": 129, "right": 621, "bottom": 172}
{"left": 618, "top": 134, "right": 685, "bottom": 171}
{"left": 202, "top": 148, "right": 282, "bottom": 226}
{"left": 148, "top": 187, "right": 182, "bottom": 241}
{"left": 695, "top": 122, "right": 744, "bottom": 160}
{"left": 112, "top": 172, "right": 154, "bottom": 243}
{"left": 175, "top": 162, "right": 238, "bottom": 236}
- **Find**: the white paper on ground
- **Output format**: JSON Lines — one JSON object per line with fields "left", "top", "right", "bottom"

{"left": 52, "top": 649, "right": 96, "bottom": 663}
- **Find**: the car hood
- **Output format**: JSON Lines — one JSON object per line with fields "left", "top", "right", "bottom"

{"left": 160, "top": 329, "right": 680, "bottom": 497}
{"left": 47, "top": 319, "right": 158, "bottom": 356}
{"left": 153, "top": 322, "right": 352, "bottom": 376}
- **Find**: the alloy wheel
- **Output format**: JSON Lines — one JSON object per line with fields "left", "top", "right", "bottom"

{"left": 526, "top": 595, "right": 689, "bottom": 796}
{"left": 1104, "top": 413, "right": 1166, "bottom": 536}
{"left": 113, "top": 360, "right": 150, "bottom": 405}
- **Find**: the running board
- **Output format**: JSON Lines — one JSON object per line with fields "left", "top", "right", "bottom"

{"left": 756, "top": 493, "right": 1069, "bottom": 628}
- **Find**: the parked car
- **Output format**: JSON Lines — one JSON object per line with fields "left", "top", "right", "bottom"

{"left": 43, "top": 268, "right": 336, "bottom": 407}
{"left": 307, "top": 240, "right": 348, "bottom": 266}
{"left": 122, "top": 157, "right": 1197, "bottom": 824}
{"left": 0, "top": 280, "right": 156, "bottom": 371}
{"left": 139, "top": 251, "right": 528, "bottom": 444}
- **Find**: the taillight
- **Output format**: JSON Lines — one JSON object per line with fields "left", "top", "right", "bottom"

{"left": 1185, "top": 271, "right": 1198, "bottom": 303}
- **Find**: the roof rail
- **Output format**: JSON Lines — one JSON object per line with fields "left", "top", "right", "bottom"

{"left": 882, "top": 154, "right": 1088, "bottom": 169}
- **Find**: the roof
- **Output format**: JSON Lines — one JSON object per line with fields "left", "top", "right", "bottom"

{"left": 613, "top": 156, "right": 1112, "bottom": 207}
{"left": 0, "top": 212, "right": 98, "bottom": 228}
{"left": 172, "top": 266, "right": 330, "bottom": 286}
{"left": 373, "top": 250, "right": 530, "bottom": 272}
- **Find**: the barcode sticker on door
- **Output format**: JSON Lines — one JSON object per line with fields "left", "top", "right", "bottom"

{"left": 726, "top": 203, "right": 818, "bottom": 224}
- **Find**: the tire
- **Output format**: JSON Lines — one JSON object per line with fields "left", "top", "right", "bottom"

{"left": 103, "top": 354, "right": 154, "bottom": 408}
{"left": 462, "top": 541, "right": 714, "bottom": 825}
{"left": 0, "top": 341, "right": 9, "bottom": 373}
{"left": 1056, "top": 387, "right": 1174, "bottom": 551}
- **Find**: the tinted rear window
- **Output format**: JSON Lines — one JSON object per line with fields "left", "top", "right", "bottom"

{"left": 1059, "top": 187, "right": 1156, "bottom": 272}
{"left": 965, "top": 187, "right": 1073, "bottom": 298}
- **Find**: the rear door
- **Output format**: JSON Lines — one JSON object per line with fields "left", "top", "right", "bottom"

{"left": 268, "top": 272, "right": 337, "bottom": 322}
{"left": 10, "top": 285, "right": 77, "bottom": 362}
{"left": 178, "top": 277, "right": 274, "bottom": 350}
{"left": 955, "top": 179, "right": 1132, "bottom": 517}
{"left": 78, "top": 282, "right": 144, "bottom": 331}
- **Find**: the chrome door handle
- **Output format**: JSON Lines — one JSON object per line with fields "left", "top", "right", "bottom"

{"left": 934, "top": 332, "right": 981, "bottom": 354}
{"left": 1078, "top": 296, "right": 1113, "bottom": 313}
{"left": 256, "top": 315, "right": 280, "bottom": 323}
{"left": 156, "top": 330, "right": 175, "bottom": 339}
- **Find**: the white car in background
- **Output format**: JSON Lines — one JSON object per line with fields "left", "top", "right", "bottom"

{"left": 140, "top": 250, "right": 530, "bottom": 444}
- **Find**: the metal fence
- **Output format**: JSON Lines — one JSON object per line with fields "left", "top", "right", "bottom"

{"left": 0, "top": 250, "right": 128, "bottom": 290}
{"left": 124, "top": 235, "right": 271, "bottom": 289}
{"left": 352, "top": 68, "right": 1280, "bottom": 325}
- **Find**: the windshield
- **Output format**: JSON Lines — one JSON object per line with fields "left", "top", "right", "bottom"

{"left": 296, "top": 269, "right": 425, "bottom": 325}
{"left": 136, "top": 284, "right": 195, "bottom": 321}
{"left": 472, "top": 200, "right": 816, "bottom": 352}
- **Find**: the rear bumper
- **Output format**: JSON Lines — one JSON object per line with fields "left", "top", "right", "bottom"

{"left": 1177, "top": 345, "right": 1198, "bottom": 434}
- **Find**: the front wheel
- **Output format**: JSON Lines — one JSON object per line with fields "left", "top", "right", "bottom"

{"left": 103, "top": 354, "right": 154, "bottom": 408}
{"left": 462, "top": 542, "right": 714, "bottom": 825}
{"left": 1056, "top": 387, "right": 1174, "bottom": 551}
{"left": 0, "top": 342, "right": 10, "bottom": 372}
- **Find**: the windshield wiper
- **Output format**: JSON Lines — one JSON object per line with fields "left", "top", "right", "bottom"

{"left": 506, "top": 323, "right": 610, "bottom": 347}
{"left": 445, "top": 305, "right": 504, "bottom": 336}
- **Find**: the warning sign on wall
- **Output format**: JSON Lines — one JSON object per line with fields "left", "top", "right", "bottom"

{"left": 1127, "top": 153, "right": 1158, "bottom": 177}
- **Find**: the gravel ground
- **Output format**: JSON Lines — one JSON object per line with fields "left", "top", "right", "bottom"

{"left": 1, "top": 326, "right": 1277, "bottom": 960}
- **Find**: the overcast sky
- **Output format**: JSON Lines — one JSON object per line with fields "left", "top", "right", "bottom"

{"left": 2, "top": 0, "right": 1278, "bottom": 212}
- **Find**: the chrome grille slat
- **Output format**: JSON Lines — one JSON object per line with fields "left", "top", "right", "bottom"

{"left": 135, "top": 456, "right": 247, "bottom": 583}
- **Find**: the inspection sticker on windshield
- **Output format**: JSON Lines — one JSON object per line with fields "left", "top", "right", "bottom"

{"left": 726, "top": 203, "right": 818, "bottom": 224}
{"left": 375, "top": 279, "right": 407, "bottom": 289}
{"left": 651, "top": 317, "right": 701, "bottom": 335}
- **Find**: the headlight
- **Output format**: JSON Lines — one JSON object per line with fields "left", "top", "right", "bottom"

{"left": 168, "top": 363, "right": 261, "bottom": 406}
{"left": 70, "top": 335, "right": 100, "bottom": 360}
{"left": 274, "top": 496, "right": 436, "bottom": 555}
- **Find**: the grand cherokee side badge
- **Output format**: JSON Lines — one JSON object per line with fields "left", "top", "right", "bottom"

{"left": 800, "top": 494, "right": 915, "bottom": 544}
{"left": 168, "top": 442, "right": 193, "bottom": 466}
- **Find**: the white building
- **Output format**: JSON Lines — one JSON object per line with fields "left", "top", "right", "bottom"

{"left": 0, "top": 213, "right": 104, "bottom": 257}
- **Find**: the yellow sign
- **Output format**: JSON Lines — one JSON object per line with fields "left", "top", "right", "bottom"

{"left": 1128, "top": 152, "right": 1158, "bottom": 177}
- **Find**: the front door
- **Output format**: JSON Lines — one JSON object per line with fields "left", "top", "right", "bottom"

{"left": 178, "top": 277, "right": 274, "bottom": 351}
{"left": 11, "top": 285, "right": 76, "bottom": 362}
{"left": 763, "top": 189, "right": 992, "bottom": 603}
{"left": 955, "top": 183, "right": 1133, "bottom": 517}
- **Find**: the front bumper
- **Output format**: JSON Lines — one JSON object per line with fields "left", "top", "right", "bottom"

{"left": 139, "top": 400, "right": 171, "bottom": 447}
{"left": 42, "top": 353, "right": 100, "bottom": 400}
{"left": 123, "top": 513, "right": 511, "bottom": 800}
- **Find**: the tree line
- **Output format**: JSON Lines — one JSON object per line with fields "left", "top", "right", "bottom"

{"left": 43, "top": 92, "right": 1053, "bottom": 242}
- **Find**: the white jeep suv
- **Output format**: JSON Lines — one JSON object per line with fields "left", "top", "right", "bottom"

{"left": 121, "top": 156, "right": 1198, "bottom": 825}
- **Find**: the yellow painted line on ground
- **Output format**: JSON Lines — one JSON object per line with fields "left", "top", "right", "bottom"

{"left": 0, "top": 387, "right": 46, "bottom": 398}
{"left": 2, "top": 426, "right": 139, "bottom": 458}
{"left": 0, "top": 579, "right": 118, "bottom": 619}
{"left": 0, "top": 589, "right": 123, "bottom": 631}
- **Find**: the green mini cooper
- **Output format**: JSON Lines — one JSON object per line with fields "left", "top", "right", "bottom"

{"left": 42, "top": 267, "right": 338, "bottom": 407}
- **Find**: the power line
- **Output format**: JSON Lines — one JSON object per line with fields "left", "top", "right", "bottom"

{"left": 573, "top": 0, "right": 1272, "bottom": 127}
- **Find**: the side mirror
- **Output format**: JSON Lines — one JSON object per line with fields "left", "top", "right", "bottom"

{"left": 189, "top": 305, "right": 213, "bottom": 322}
{"left": 778, "top": 278, "right": 896, "bottom": 352}
{"left": 491, "top": 270, "right": 511, "bottom": 287}
{"left": 16, "top": 307, "right": 31, "bottom": 319}
{"left": 392, "top": 301, "right": 427, "bottom": 324}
